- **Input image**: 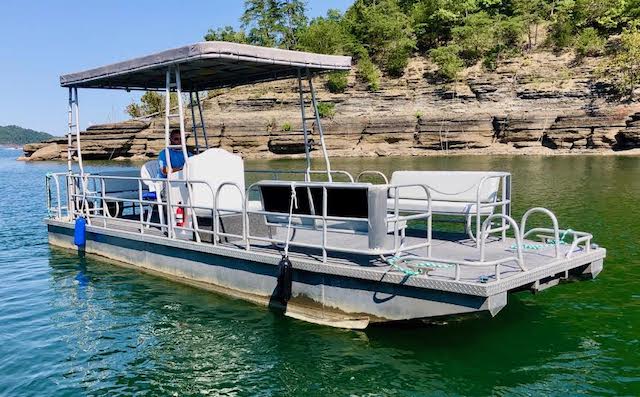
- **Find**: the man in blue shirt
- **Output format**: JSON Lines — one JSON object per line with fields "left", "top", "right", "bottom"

{"left": 158, "top": 130, "right": 191, "bottom": 177}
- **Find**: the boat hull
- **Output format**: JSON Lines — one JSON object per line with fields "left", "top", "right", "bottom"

{"left": 47, "top": 220, "right": 524, "bottom": 328}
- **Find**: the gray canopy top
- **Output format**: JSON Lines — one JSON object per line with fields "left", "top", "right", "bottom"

{"left": 60, "top": 42, "right": 352, "bottom": 91}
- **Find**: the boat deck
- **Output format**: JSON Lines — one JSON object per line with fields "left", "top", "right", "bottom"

{"left": 67, "top": 216, "right": 605, "bottom": 298}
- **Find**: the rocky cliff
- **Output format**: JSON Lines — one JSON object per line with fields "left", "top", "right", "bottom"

{"left": 22, "top": 52, "right": 640, "bottom": 161}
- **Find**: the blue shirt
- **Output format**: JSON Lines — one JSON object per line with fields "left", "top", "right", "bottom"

{"left": 158, "top": 148, "right": 191, "bottom": 178}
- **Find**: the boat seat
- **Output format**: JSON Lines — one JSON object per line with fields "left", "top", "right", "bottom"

{"left": 388, "top": 171, "right": 504, "bottom": 215}
{"left": 386, "top": 198, "right": 495, "bottom": 215}
{"left": 256, "top": 181, "right": 406, "bottom": 249}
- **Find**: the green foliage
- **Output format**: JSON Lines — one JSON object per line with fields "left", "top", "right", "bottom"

{"left": 126, "top": 102, "right": 142, "bottom": 118}
{"left": 548, "top": 0, "right": 638, "bottom": 50}
{"left": 198, "top": 0, "right": 639, "bottom": 87}
{"left": 430, "top": 45, "right": 463, "bottom": 80}
{"left": 410, "top": 0, "right": 473, "bottom": 50}
{"left": 281, "top": 122, "right": 292, "bottom": 131}
{"left": 296, "top": 10, "right": 354, "bottom": 55}
{"left": 316, "top": 102, "right": 336, "bottom": 118}
{"left": 356, "top": 55, "right": 381, "bottom": 91}
{"left": 125, "top": 92, "right": 178, "bottom": 118}
{"left": 452, "top": 12, "right": 497, "bottom": 63}
{"left": 0, "top": 125, "right": 54, "bottom": 145}
{"left": 343, "top": 0, "right": 416, "bottom": 76}
{"left": 576, "top": 28, "right": 606, "bottom": 57}
{"left": 204, "top": 26, "right": 248, "bottom": 43}
{"left": 240, "top": 0, "right": 307, "bottom": 49}
{"left": 601, "top": 26, "right": 640, "bottom": 99}
{"left": 326, "top": 71, "right": 349, "bottom": 93}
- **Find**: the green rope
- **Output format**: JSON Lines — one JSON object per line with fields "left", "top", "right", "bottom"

{"left": 514, "top": 228, "right": 573, "bottom": 250}
{"left": 387, "top": 256, "right": 454, "bottom": 277}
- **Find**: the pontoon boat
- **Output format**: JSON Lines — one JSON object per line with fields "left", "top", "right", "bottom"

{"left": 45, "top": 42, "right": 605, "bottom": 329}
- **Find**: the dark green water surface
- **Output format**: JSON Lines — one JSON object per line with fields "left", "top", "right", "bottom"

{"left": 0, "top": 149, "right": 638, "bottom": 396}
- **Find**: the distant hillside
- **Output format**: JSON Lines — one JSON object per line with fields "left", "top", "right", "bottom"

{"left": 0, "top": 125, "right": 53, "bottom": 146}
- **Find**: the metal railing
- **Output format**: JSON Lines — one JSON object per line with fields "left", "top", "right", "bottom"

{"left": 45, "top": 172, "right": 592, "bottom": 283}
{"left": 246, "top": 169, "right": 355, "bottom": 182}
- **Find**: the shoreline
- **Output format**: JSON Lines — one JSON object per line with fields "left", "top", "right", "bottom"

{"left": 16, "top": 145, "right": 640, "bottom": 163}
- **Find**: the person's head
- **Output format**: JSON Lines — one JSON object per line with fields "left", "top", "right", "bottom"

{"left": 169, "top": 131, "right": 182, "bottom": 145}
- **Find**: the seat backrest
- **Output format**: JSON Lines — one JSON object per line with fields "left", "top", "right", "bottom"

{"left": 257, "top": 181, "right": 388, "bottom": 249}
{"left": 186, "top": 148, "right": 245, "bottom": 212}
{"left": 259, "top": 182, "right": 370, "bottom": 218}
{"left": 140, "top": 160, "right": 160, "bottom": 191}
{"left": 390, "top": 171, "right": 503, "bottom": 203}
{"left": 95, "top": 170, "right": 141, "bottom": 195}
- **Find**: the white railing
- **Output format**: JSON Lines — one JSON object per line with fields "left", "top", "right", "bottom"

{"left": 246, "top": 169, "right": 355, "bottom": 182}
{"left": 45, "top": 172, "right": 592, "bottom": 283}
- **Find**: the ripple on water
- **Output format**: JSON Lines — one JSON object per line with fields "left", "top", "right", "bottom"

{"left": 0, "top": 150, "right": 639, "bottom": 396}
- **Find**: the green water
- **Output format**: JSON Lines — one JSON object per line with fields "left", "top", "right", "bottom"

{"left": 0, "top": 149, "right": 638, "bottom": 396}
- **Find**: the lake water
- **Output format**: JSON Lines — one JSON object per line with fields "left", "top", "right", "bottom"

{"left": 1, "top": 148, "right": 638, "bottom": 396}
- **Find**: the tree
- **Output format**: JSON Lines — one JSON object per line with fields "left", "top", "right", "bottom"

{"left": 452, "top": 11, "right": 496, "bottom": 63}
{"left": 575, "top": 27, "right": 605, "bottom": 57}
{"left": 296, "top": 10, "right": 354, "bottom": 55}
{"left": 204, "top": 26, "right": 248, "bottom": 43}
{"left": 125, "top": 92, "right": 178, "bottom": 118}
{"left": 513, "top": 0, "right": 551, "bottom": 50}
{"left": 240, "top": 0, "right": 307, "bottom": 49}
{"left": 411, "top": 0, "right": 470, "bottom": 50}
{"left": 601, "top": 25, "right": 640, "bottom": 99}
{"left": 430, "top": 44, "right": 464, "bottom": 80}
{"left": 343, "top": 0, "right": 416, "bottom": 76}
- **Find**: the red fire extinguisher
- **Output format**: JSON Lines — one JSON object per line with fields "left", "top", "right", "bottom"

{"left": 176, "top": 202, "right": 184, "bottom": 227}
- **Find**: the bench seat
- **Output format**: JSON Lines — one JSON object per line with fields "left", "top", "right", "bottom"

{"left": 387, "top": 198, "right": 495, "bottom": 215}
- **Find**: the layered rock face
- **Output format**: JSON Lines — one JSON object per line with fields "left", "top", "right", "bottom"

{"left": 22, "top": 52, "right": 640, "bottom": 161}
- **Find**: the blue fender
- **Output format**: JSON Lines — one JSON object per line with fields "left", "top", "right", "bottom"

{"left": 74, "top": 217, "right": 86, "bottom": 246}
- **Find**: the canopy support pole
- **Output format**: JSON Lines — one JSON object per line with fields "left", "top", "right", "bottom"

{"left": 306, "top": 69, "right": 332, "bottom": 182}
{"left": 188, "top": 90, "right": 210, "bottom": 154}
{"left": 169, "top": 65, "right": 201, "bottom": 242}
{"left": 296, "top": 69, "right": 312, "bottom": 182}
{"left": 67, "top": 87, "right": 89, "bottom": 221}
{"left": 196, "top": 91, "right": 209, "bottom": 150}
{"left": 189, "top": 92, "right": 201, "bottom": 154}
{"left": 66, "top": 87, "right": 75, "bottom": 219}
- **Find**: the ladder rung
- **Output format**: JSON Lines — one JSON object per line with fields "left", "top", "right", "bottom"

{"left": 167, "top": 114, "right": 180, "bottom": 118}
{"left": 303, "top": 117, "right": 316, "bottom": 121}
{"left": 167, "top": 144, "right": 184, "bottom": 148}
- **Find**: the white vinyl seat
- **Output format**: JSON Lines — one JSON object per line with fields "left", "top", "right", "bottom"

{"left": 141, "top": 160, "right": 165, "bottom": 229}
{"left": 386, "top": 198, "right": 495, "bottom": 215}
{"left": 387, "top": 171, "right": 508, "bottom": 242}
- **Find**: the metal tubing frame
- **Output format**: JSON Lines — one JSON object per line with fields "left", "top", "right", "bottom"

{"left": 245, "top": 169, "right": 355, "bottom": 182}
{"left": 306, "top": 68, "right": 332, "bottom": 182}
{"left": 356, "top": 171, "right": 389, "bottom": 184}
{"left": 51, "top": 172, "right": 595, "bottom": 283}
{"left": 296, "top": 69, "right": 312, "bottom": 182}
{"left": 188, "top": 90, "right": 209, "bottom": 154}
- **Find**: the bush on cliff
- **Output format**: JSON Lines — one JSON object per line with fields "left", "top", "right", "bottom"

{"left": 343, "top": 0, "right": 416, "bottom": 76}
{"left": 430, "top": 45, "right": 463, "bottom": 81}
{"left": 326, "top": 71, "right": 349, "bottom": 93}
{"left": 576, "top": 28, "right": 606, "bottom": 57}
{"left": 316, "top": 102, "right": 336, "bottom": 118}
{"left": 600, "top": 25, "right": 640, "bottom": 99}
{"left": 356, "top": 55, "right": 381, "bottom": 91}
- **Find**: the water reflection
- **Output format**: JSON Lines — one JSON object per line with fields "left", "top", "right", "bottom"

{"left": 2, "top": 149, "right": 639, "bottom": 396}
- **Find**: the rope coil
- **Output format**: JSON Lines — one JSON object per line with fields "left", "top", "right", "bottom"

{"left": 384, "top": 255, "right": 454, "bottom": 277}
